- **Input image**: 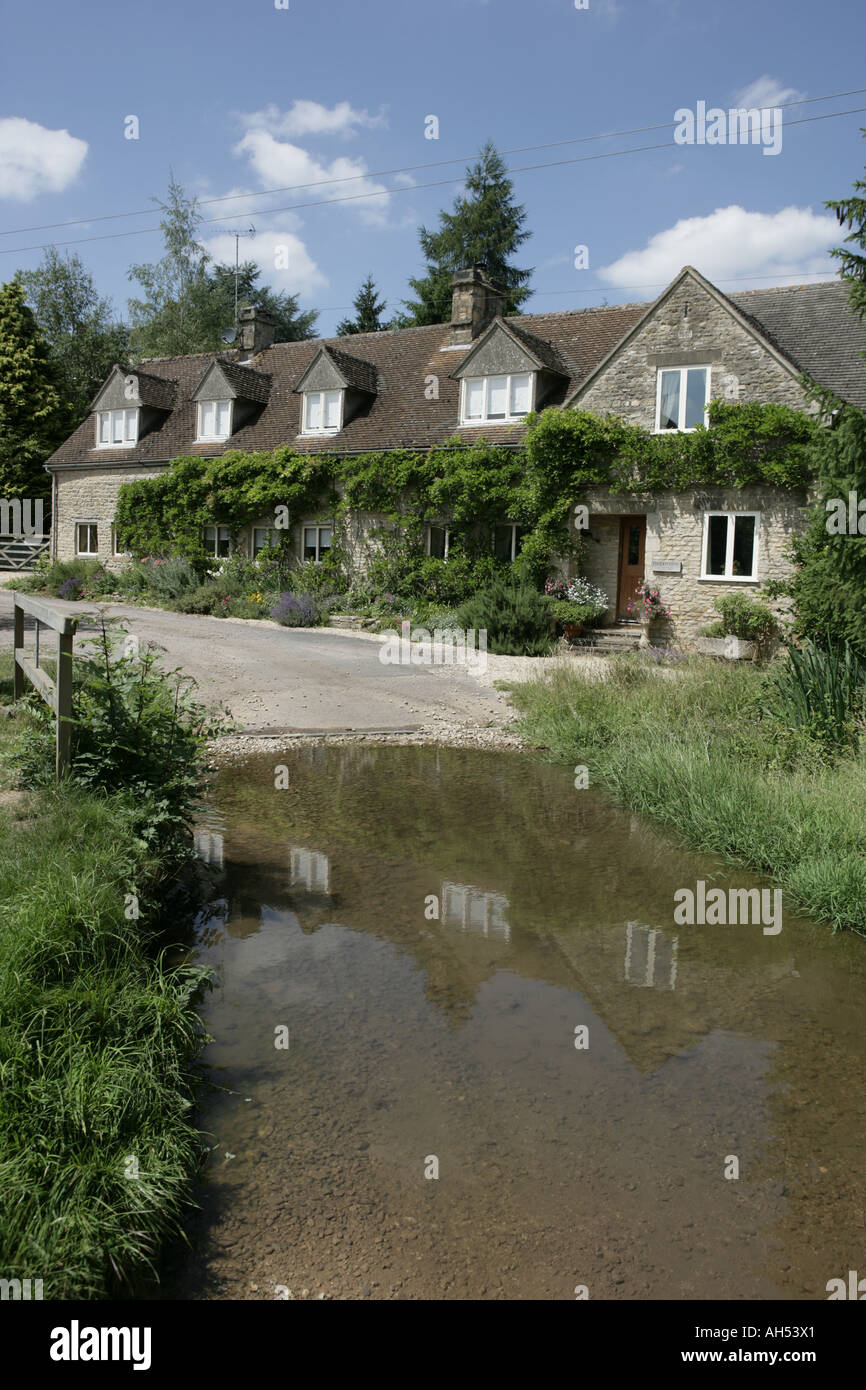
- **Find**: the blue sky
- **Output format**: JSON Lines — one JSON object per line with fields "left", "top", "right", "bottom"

{"left": 1, "top": 0, "right": 865, "bottom": 337}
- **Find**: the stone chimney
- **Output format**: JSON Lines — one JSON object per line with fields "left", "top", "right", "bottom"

{"left": 238, "top": 304, "right": 277, "bottom": 355}
{"left": 449, "top": 266, "right": 506, "bottom": 346}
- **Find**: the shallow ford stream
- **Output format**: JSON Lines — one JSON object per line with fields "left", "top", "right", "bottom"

{"left": 169, "top": 745, "right": 866, "bottom": 1301}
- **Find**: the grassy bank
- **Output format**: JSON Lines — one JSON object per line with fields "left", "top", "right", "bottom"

{"left": 512, "top": 654, "right": 866, "bottom": 935}
{"left": 0, "top": 641, "right": 217, "bottom": 1298}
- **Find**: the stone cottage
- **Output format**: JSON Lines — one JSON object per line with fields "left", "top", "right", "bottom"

{"left": 44, "top": 265, "right": 866, "bottom": 642}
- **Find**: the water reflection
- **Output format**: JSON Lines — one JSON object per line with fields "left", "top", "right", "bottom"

{"left": 179, "top": 744, "right": 866, "bottom": 1302}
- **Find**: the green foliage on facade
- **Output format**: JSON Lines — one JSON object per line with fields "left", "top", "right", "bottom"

{"left": 113, "top": 400, "right": 819, "bottom": 585}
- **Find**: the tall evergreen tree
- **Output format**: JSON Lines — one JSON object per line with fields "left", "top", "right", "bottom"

{"left": 21, "top": 248, "right": 128, "bottom": 424}
{"left": 336, "top": 274, "right": 388, "bottom": 335}
{"left": 788, "top": 140, "right": 866, "bottom": 653}
{"left": 0, "top": 275, "right": 67, "bottom": 498}
{"left": 827, "top": 132, "right": 866, "bottom": 323}
{"left": 404, "top": 142, "right": 532, "bottom": 325}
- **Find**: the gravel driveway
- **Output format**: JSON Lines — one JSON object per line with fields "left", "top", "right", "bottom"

{"left": 0, "top": 589, "right": 599, "bottom": 744}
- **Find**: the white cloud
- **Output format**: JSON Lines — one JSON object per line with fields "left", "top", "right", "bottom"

{"left": 598, "top": 205, "right": 837, "bottom": 291}
{"left": 731, "top": 76, "right": 806, "bottom": 111}
{"left": 234, "top": 129, "right": 391, "bottom": 225}
{"left": 0, "top": 117, "right": 87, "bottom": 202}
{"left": 201, "top": 227, "right": 327, "bottom": 297}
{"left": 238, "top": 100, "right": 387, "bottom": 140}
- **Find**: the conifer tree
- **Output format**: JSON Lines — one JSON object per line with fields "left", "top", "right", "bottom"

{"left": 0, "top": 275, "right": 67, "bottom": 497}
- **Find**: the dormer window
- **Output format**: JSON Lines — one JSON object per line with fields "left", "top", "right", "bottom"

{"left": 461, "top": 373, "right": 533, "bottom": 425}
{"left": 96, "top": 407, "right": 138, "bottom": 448}
{"left": 656, "top": 366, "right": 709, "bottom": 432}
{"left": 303, "top": 389, "right": 343, "bottom": 435}
{"left": 197, "top": 400, "right": 232, "bottom": 442}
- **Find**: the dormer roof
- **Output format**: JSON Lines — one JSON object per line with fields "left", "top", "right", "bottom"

{"left": 91, "top": 364, "right": 176, "bottom": 412}
{"left": 450, "top": 316, "right": 571, "bottom": 380}
{"left": 295, "top": 344, "right": 379, "bottom": 397}
{"left": 192, "top": 358, "right": 272, "bottom": 405}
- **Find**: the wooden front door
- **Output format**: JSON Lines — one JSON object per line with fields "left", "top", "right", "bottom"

{"left": 617, "top": 516, "right": 646, "bottom": 620}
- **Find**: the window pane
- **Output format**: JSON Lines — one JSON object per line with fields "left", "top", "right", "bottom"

{"left": 203, "top": 526, "right": 216, "bottom": 553}
{"left": 732, "top": 515, "right": 756, "bottom": 577}
{"left": 658, "top": 371, "right": 680, "bottom": 430}
{"left": 98, "top": 413, "right": 109, "bottom": 443}
{"left": 465, "top": 379, "right": 484, "bottom": 419}
{"left": 493, "top": 524, "right": 514, "bottom": 561}
{"left": 216, "top": 401, "right": 230, "bottom": 436}
{"left": 707, "top": 515, "right": 728, "bottom": 575}
{"left": 324, "top": 392, "right": 341, "bottom": 429}
{"left": 684, "top": 368, "right": 707, "bottom": 429}
{"left": 318, "top": 527, "right": 332, "bottom": 552}
{"left": 305, "top": 394, "right": 321, "bottom": 431}
{"left": 487, "top": 376, "right": 508, "bottom": 419}
{"left": 627, "top": 524, "right": 641, "bottom": 566}
{"left": 429, "top": 525, "right": 447, "bottom": 559}
{"left": 111, "top": 410, "right": 124, "bottom": 443}
{"left": 510, "top": 374, "right": 531, "bottom": 415}
{"left": 217, "top": 526, "right": 232, "bottom": 557}
{"left": 303, "top": 526, "right": 318, "bottom": 560}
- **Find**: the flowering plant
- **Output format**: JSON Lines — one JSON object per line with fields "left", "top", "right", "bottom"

{"left": 565, "top": 577, "right": 608, "bottom": 616}
{"left": 544, "top": 577, "right": 569, "bottom": 600}
{"left": 627, "top": 582, "right": 671, "bottom": 622}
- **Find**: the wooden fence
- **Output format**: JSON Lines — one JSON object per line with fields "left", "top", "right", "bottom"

{"left": 12, "top": 593, "right": 78, "bottom": 777}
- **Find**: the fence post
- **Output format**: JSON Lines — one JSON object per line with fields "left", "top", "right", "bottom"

{"left": 56, "top": 630, "right": 74, "bottom": 778}
{"left": 13, "top": 602, "right": 24, "bottom": 699}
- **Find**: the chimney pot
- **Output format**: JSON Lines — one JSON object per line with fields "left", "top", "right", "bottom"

{"left": 450, "top": 267, "right": 505, "bottom": 346}
{"left": 238, "top": 304, "right": 277, "bottom": 355}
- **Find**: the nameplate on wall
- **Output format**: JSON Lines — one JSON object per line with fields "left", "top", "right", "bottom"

{"left": 652, "top": 560, "right": 682, "bottom": 574}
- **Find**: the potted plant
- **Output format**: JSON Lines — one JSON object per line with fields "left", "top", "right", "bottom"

{"left": 627, "top": 582, "right": 671, "bottom": 647}
{"left": 544, "top": 577, "right": 609, "bottom": 641}
{"left": 696, "top": 594, "right": 778, "bottom": 660}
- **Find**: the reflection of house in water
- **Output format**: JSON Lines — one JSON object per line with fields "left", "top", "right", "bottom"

{"left": 442, "top": 881, "right": 510, "bottom": 943}
{"left": 194, "top": 811, "right": 225, "bottom": 867}
{"left": 290, "top": 846, "right": 331, "bottom": 894}
{"left": 624, "top": 921, "right": 678, "bottom": 991}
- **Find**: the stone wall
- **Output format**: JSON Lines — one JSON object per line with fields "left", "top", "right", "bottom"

{"left": 579, "top": 485, "right": 807, "bottom": 642}
{"left": 53, "top": 465, "right": 168, "bottom": 567}
{"left": 577, "top": 276, "right": 815, "bottom": 424}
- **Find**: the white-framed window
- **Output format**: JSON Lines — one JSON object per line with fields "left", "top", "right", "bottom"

{"left": 461, "top": 372, "right": 533, "bottom": 425}
{"left": 196, "top": 400, "right": 232, "bottom": 442}
{"left": 427, "top": 524, "right": 452, "bottom": 560}
{"left": 302, "top": 389, "right": 342, "bottom": 435}
{"left": 76, "top": 522, "right": 99, "bottom": 555}
{"left": 111, "top": 524, "right": 127, "bottom": 558}
{"left": 701, "top": 511, "right": 760, "bottom": 581}
{"left": 656, "top": 366, "right": 710, "bottom": 432}
{"left": 203, "top": 524, "right": 233, "bottom": 558}
{"left": 303, "top": 525, "right": 332, "bottom": 562}
{"left": 252, "top": 526, "right": 278, "bottom": 556}
{"left": 96, "top": 407, "right": 138, "bottom": 448}
{"left": 493, "top": 522, "right": 525, "bottom": 562}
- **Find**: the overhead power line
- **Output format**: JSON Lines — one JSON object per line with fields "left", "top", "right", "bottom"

{"left": 0, "top": 85, "right": 864, "bottom": 253}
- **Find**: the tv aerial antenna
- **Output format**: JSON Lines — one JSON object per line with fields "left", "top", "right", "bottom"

{"left": 220, "top": 225, "right": 256, "bottom": 344}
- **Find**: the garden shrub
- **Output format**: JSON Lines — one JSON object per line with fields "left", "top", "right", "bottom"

{"left": 454, "top": 579, "right": 554, "bottom": 656}
{"left": 270, "top": 593, "right": 321, "bottom": 627}
{"left": 711, "top": 593, "right": 778, "bottom": 644}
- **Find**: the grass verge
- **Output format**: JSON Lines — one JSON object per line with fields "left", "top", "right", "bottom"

{"left": 512, "top": 654, "right": 866, "bottom": 935}
{"left": 0, "top": 648, "right": 212, "bottom": 1298}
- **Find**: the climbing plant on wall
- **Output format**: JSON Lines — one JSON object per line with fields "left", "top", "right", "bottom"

{"left": 114, "top": 400, "right": 819, "bottom": 585}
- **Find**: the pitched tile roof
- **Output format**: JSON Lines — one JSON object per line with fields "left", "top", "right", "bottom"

{"left": 728, "top": 280, "right": 866, "bottom": 408}
{"left": 46, "top": 278, "right": 866, "bottom": 468}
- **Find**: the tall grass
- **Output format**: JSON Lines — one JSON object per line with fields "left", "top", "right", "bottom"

{"left": 512, "top": 654, "right": 866, "bottom": 934}
{"left": 0, "top": 644, "right": 213, "bottom": 1297}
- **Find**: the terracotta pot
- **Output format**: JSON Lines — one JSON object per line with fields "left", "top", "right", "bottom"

{"left": 562, "top": 621, "right": 584, "bottom": 640}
